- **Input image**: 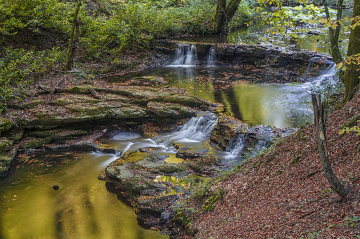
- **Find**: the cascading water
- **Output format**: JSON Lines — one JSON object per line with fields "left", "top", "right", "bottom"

{"left": 206, "top": 46, "right": 217, "bottom": 67}
{"left": 226, "top": 133, "right": 248, "bottom": 156}
{"left": 266, "top": 57, "right": 338, "bottom": 127}
{"left": 103, "top": 112, "right": 218, "bottom": 161}
{"left": 154, "top": 112, "right": 218, "bottom": 143}
{"left": 169, "top": 44, "right": 198, "bottom": 66}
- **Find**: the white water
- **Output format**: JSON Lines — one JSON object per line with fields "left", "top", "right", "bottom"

{"left": 206, "top": 47, "right": 217, "bottom": 67}
{"left": 100, "top": 112, "right": 218, "bottom": 163}
{"left": 169, "top": 44, "right": 199, "bottom": 67}
{"left": 227, "top": 134, "right": 248, "bottom": 156}
{"left": 222, "top": 57, "right": 338, "bottom": 159}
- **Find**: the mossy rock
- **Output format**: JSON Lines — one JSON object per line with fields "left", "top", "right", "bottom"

{"left": 185, "top": 156, "right": 223, "bottom": 176}
{"left": 128, "top": 76, "right": 166, "bottom": 86}
{"left": 66, "top": 102, "right": 114, "bottom": 116}
{"left": 123, "top": 175, "right": 159, "bottom": 195}
{"left": 210, "top": 115, "right": 248, "bottom": 150}
{"left": 20, "top": 137, "right": 51, "bottom": 149}
{"left": 106, "top": 164, "right": 134, "bottom": 181}
{"left": 136, "top": 194, "right": 180, "bottom": 217}
{"left": 104, "top": 94, "right": 130, "bottom": 102}
{"left": 0, "top": 150, "right": 18, "bottom": 176}
{"left": 165, "top": 95, "right": 209, "bottom": 108}
{"left": 111, "top": 106, "right": 148, "bottom": 119}
{"left": 147, "top": 101, "right": 196, "bottom": 118}
{"left": 8, "top": 131, "right": 24, "bottom": 142}
{"left": 0, "top": 159, "right": 11, "bottom": 176}
{"left": 28, "top": 129, "right": 89, "bottom": 143}
{"left": 50, "top": 97, "right": 74, "bottom": 106}
{"left": 0, "top": 138, "right": 13, "bottom": 153}
{"left": 0, "top": 117, "right": 13, "bottom": 136}
{"left": 62, "top": 85, "right": 93, "bottom": 94}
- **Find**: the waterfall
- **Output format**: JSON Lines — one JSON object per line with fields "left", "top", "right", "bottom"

{"left": 156, "top": 112, "right": 218, "bottom": 143}
{"left": 169, "top": 44, "right": 199, "bottom": 66}
{"left": 206, "top": 46, "right": 217, "bottom": 67}
{"left": 226, "top": 133, "right": 248, "bottom": 156}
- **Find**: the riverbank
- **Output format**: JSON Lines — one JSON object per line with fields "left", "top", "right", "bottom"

{"left": 179, "top": 91, "right": 360, "bottom": 238}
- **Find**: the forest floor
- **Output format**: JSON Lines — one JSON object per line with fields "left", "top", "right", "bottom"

{"left": 184, "top": 92, "right": 360, "bottom": 238}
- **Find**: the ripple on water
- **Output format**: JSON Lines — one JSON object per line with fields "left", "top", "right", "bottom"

{"left": 110, "top": 131, "right": 142, "bottom": 141}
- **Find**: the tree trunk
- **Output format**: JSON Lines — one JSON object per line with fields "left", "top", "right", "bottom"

{"left": 322, "top": 0, "right": 343, "bottom": 63}
{"left": 312, "top": 94, "right": 347, "bottom": 199}
{"left": 213, "top": 0, "right": 242, "bottom": 33}
{"left": 64, "top": 1, "right": 81, "bottom": 71}
{"left": 343, "top": 0, "right": 360, "bottom": 102}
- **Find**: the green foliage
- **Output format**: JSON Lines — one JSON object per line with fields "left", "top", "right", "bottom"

{"left": 227, "top": 0, "right": 253, "bottom": 31}
{"left": 201, "top": 188, "right": 224, "bottom": 211}
{"left": 346, "top": 215, "right": 360, "bottom": 227}
{"left": 0, "top": 47, "right": 65, "bottom": 112}
{"left": 0, "top": 0, "right": 73, "bottom": 35}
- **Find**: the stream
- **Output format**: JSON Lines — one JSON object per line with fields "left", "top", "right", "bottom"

{"left": 0, "top": 23, "right": 344, "bottom": 238}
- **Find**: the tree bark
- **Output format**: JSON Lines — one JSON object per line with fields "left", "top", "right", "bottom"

{"left": 322, "top": 0, "right": 343, "bottom": 63}
{"left": 343, "top": 0, "right": 360, "bottom": 102}
{"left": 312, "top": 94, "right": 347, "bottom": 199}
{"left": 64, "top": 1, "right": 82, "bottom": 71}
{"left": 213, "top": 0, "right": 242, "bottom": 33}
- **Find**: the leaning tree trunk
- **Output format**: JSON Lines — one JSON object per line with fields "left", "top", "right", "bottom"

{"left": 64, "top": 1, "right": 82, "bottom": 71}
{"left": 343, "top": 0, "right": 360, "bottom": 102}
{"left": 213, "top": 0, "right": 242, "bottom": 33}
{"left": 312, "top": 95, "right": 347, "bottom": 199}
{"left": 322, "top": 0, "right": 343, "bottom": 64}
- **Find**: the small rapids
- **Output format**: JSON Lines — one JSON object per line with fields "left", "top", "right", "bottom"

{"left": 101, "top": 112, "right": 223, "bottom": 164}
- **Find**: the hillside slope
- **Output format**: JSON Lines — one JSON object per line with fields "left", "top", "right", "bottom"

{"left": 188, "top": 93, "right": 360, "bottom": 238}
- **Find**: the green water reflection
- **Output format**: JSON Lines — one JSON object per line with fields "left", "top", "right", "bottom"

{"left": 125, "top": 66, "right": 312, "bottom": 128}
{"left": 0, "top": 152, "right": 169, "bottom": 239}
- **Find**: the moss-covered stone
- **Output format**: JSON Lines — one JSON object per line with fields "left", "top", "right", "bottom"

{"left": 147, "top": 101, "right": 196, "bottom": 118}
{"left": 111, "top": 106, "right": 148, "bottom": 119}
{"left": 62, "top": 85, "right": 93, "bottom": 94}
{"left": 8, "top": 131, "right": 24, "bottom": 142}
{"left": 0, "top": 138, "right": 12, "bottom": 153}
{"left": 0, "top": 117, "right": 13, "bottom": 136}
{"left": 27, "top": 129, "right": 89, "bottom": 143}
{"left": 210, "top": 115, "right": 248, "bottom": 150}
{"left": 20, "top": 137, "right": 51, "bottom": 149}
{"left": 0, "top": 149, "right": 17, "bottom": 176}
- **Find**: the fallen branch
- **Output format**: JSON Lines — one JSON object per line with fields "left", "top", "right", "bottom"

{"left": 37, "top": 85, "right": 51, "bottom": 94}
{"left": 88, "top": 87, "right": 101, "bottom": 99}
{"left": 50, "top": 79, "right": 64, "bottom": 95}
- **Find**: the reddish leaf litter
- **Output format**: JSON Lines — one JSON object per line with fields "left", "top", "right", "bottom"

{"left": 188, "top": 93, "right": 360, "bottom": 238}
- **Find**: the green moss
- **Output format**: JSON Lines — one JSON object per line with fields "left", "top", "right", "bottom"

{"left": 0, "top": 117, "right": 13, "bottom": 136}
{"left": 147, "top": 101, "right": 195, "bottom": 118}
{"left": 62, "top": 85, "right": 93, "bottom": 94}
{"left": 21, "top": 137, "right": 51, "bottom": 149}
{"left": 28, "top": 129, "right": 89, "bottom": 143}
{"left": 0, "top": 138, "right": 12, "bottom": 153}
{"left": 123, "top": 175, "right": 158, "bottom": 195}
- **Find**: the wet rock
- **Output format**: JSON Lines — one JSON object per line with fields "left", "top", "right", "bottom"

{"left": 70, "top": 140, "right": 98, "bottom": 151}
{"left": 0, "top": 149, "right": 17, "bottom": 176}
{"left": 27, "top": 129, "right": 90, "bottom": 143}
{"left": 137, "top": 194, "right": 180, "bottom": 218}
{"left": 185, "top": 156, "right": 224, "bottom": 176}
{"left": 176, "top": 149, "right": 207, "bottom": 159}
{"left": 210, "top": 115, "right": 248, "bottom": 150}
